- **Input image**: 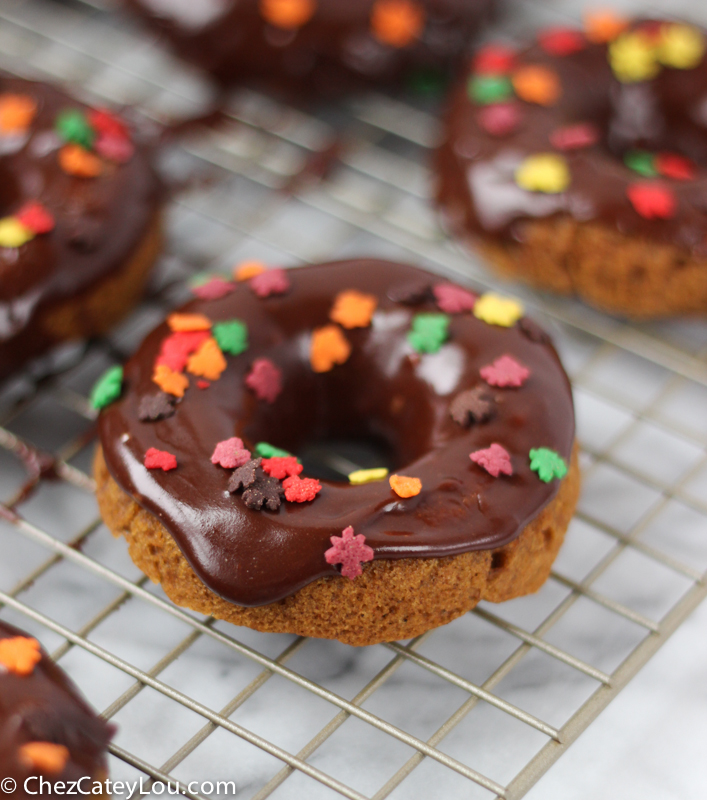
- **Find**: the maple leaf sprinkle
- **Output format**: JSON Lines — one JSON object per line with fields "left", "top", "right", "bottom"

{"left": 249, "top": 268, "right": 291, "bottom": 298}
{"left": 407, "top": 313, "right": 450, "bottom": 354}
{"left": 261, "top": 456, "right": 302, "bottom": 480}
{"left": 138, "top": 392, "right": 175, "bottom": 422}
{"left": 245, "top": 358, "right": 283, "bottom": 403}
{"left": 242, "top": 470, "right": 284, "bottom": 511}
{"left": 480, "top": 355, "right": 530, "bottom": 388}
{"left": 211, "top": 437, "right": 251, "bottom": 469}
{"left": 432, "top": 283, "right": 477, "bottom": 314}
{"left": 282, "top": 475, "right": 321, "bottom": 503}
{"left": 529, "top": 448, "right": 568, "bottom": 483}
{"left": 324, "top": 526, "right": 374, "bottom": 580}
{"left": 228, "top": 458, "right": 262, "bottom": 492}
{"left": 470, "top": 444, "right": 513, "bottom": 477}
{"left": 449, "top": 386, "right": 494, "bottom": 427}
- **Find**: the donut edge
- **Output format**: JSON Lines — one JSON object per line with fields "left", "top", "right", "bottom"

{"left": 93, "top": 443, "right": 580, "bottom": 647}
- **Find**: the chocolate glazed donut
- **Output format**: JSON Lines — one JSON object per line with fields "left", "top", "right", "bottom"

{"left": 435, "top": 19, "right": 707, "bottom": 317}
{"left": 0, "top": 620, "right": 114, "bottom": 798}
{"left": 124, "top": 0, "right": 497, "bottom": 95}
{"left": 95, "top": 260, "right": 578, "bottom": 645}
{"left": 0, "top": 75, "right": 162, "bottom": 380}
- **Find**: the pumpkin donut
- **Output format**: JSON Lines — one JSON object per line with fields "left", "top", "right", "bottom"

{"left": 93, "top": 259, "right": 578, "bottom": 646}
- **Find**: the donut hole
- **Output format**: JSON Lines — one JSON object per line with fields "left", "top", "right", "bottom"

{"left": 298, "top": 434, "right": 397, "bottom": 481}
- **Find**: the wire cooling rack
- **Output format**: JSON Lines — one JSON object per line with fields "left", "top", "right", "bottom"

{"left": 1, "top": 0, "right": 707, "bottom": 798}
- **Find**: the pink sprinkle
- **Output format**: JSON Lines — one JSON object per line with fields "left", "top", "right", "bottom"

{"left": 433, "top": 283, "right": 478, "bottom": 313}
{"left": 283, "top": 475, "right": 321, "bottom": 503}
{"left": 191, "top": 277, "right": 235, "bottom": 300}
{"left": 245, "top": 358, "right": 282, "bottom": 403}
{"left": 470, "top": 443, "right": 513, "bottom": 478}
{"left": 16, "top": 202, "right": 55, "bottom": 234}
{"left": 261, "top": 456, "right": 302, "bottom": 480}
{"left": 144, "top": 447, "right": 177, "bottom": 471}
{"left": 627, "top": 182, "right": 677, "bottom": 220}
{"left": 197, "top": 380, "right": 210, "bottom": 389}
{"left": 95, "top": 133, "right": 134, "bottom": 163}
{"left": 211, "top": 437, "right": 251, "bottom": 469}
{"left": 249, "top": 268, "right": 291, "bottom": 298}
{"left": 324, "top": 525, "right": 374, "bottom": 580}
{"left": 478, "top": 102, "right": 522, "bottom": 137}
{"left": 549, "top": 123, "right": 599, "bottom": 151}
{"left": 480, "top": 355, "right": 530, "bottom": 388}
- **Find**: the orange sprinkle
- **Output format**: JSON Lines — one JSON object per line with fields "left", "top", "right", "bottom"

{"left": 186, "top": 337, "right": 227, "bottom": 381}
{"left": 233, "top": 260, "right": 267, "bottom": 281}
{"left": 167, "top": 313, "right": 212, "bottom": 332}
{"left": 310, "top": 325, "right": 351, "bottom": 373}
{"left": 512, "top": 65, "right": 561, "bottom": 106}
{"left": 153, "top": 363, "right": 189, "bottom": 398}
{"left": 0, "top": 637, "right": 41, "bottom": 676}
{"left": 58, "top": 144, "right": 103, "bottom": 178}
{"left": 0, "top": 94, "right": 37, "bottom": 134}
{"left": 19, "top": 742, "right": 70, "bottom": 774}
{"left": 259, "top": 0, "right": 316, "bottom": 29}
{"left": 329, "top": 290, "right": 378, "bottom": 329}
{"left": 389, "top": 474, "right": 422, "bottom": 498}
{"left": 584, "top": 10, "right": 629, "bottom": 43}
{"left": 370, "top": 0, "right": 426, "bottom": 48}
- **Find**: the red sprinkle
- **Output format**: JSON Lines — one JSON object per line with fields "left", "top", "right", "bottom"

{"left": 655, "top": 153, "right": 696, "bottom": 181}
{"left": 261, "top": 456, "right": 303, "bottom": 480}
{"left": 156, "top": 330, "right": 210, "bottom": 372}
{"left": 211, "top": 437, "right": 251, "bottom": 469}
{"left": 197, "top": 380, "right": 210, "bottom": 389}
{"left": 245, "top": 358, "right": 282, "bottom": 403}
{"left": 549, "top": 122, "right": 599, "bottom": 151}
{"left": 282, "top": 475, "right": 321, "bottom": 502}
{"left": 433, "top": 283, "right": 477, "bottom": 313}
{"left": 16, "top": 202, "right": 55, "bottom": 234}
{"left": 191, "top": 277, "right": 235, "bottom": 300}
{"left": 324, "top": 525, "right": 374, "bottom": 580}
{"left": 480, "top": 355, "right": 530, "bottom": 388}
{"left": 88, "top": 108, "right": 129, "bottom": 139}
{"left": 144, "top": 447, "right": 177, "bottom": 471}
{"left": 478, "top": 102, "right": 522, "bottom": 137}
{"left": 249, "top": 268, "right": 291, "bottom": 298}
{"left": 472, "top": 44, "right": 516, "bottom": 75}
{"left": 627, "top": 182, "right": 677, "bottom": 219}
{"left": 538, "top": 27, "right": 586, "bottom": 56}
{"left": 470, "top": 443, "right": 513, "bottom": 477}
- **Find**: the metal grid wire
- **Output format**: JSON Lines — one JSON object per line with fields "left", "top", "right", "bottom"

{"left": 1, "top": 0, "right": 707, "bottom": 798}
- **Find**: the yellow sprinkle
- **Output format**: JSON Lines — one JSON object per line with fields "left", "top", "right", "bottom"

{"left": 349, "top": 467, "right": 389, "bottom": 485}
{"left": 473, "top": 293, "right": 524, "bottom": 327}
{"left": 515, "top": 153, "right": 570, "bottom": 194}
{"left": 0, "top": 217, "right": 33, "bottom": 248}
{"left": 658, "top": 24, "right": 705, "bottom": 69}
{"left": 608, "top": 31, "right": 660, "bottom": 83}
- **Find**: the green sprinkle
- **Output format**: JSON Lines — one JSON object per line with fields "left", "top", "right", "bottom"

{"left": 348, "top": 468, "right": 389, "bottom": 485}
{"left": 188, "top": 272, "right": 230, "bottom": 288}
{"left": 624, "top": 150, "right": 657, "bottom": 177}
{"left": 55, "top": 109, "right": 95, "bottom": 149}
{"left": 407, "top": 313, "right": 450, "bottom": 354}
{"left": 90, "top": 365, "right": 123, "bottom": 410}
{"left": 255, "top": 442, "right": 292, "bottom": 459}
{"left": 529, "top": 447, "right": 568, "bottom": 483}
{"left": 468, "top": 75, "right": 513, "bottom": 105}
{"left": 213, "top": 319, "right": 248, "bottom": 356}
{"left": 406, "top": 66, "right": 447, "bottom": 97}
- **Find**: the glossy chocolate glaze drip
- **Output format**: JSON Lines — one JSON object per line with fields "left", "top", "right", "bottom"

{"left": 125, "top": 0, "right": 496, "bottom": 95}
{"left": 0, "top": 621, "right": 113, "bottom": 797}
{"left": 99, "top": 259, "right": 575, "bottom": 606}
{"left": 436, "top": 21, "right": 707, "bottom": 253}
{"left": 0, "top": 75, "right": 161, "bottom": 380}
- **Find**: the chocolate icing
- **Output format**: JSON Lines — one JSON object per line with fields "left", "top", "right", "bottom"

{"left": 0, "top": 75, "right": 161, "bottom": 380}
{"left": 0, "top": 620, "right": 113, "bottom": 797}
{"left": 99, "top": 259, "right": 575, "bottom": 606}
{"left": 125, "top": 0, "right": 496, "bottom": 95}
{"left": 436, "top": 21, "right": 707, "bottom": 254}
